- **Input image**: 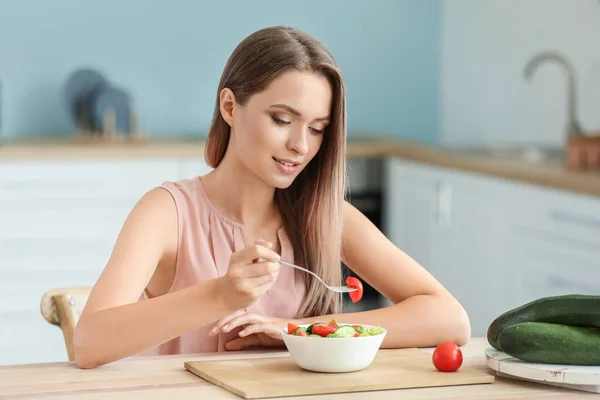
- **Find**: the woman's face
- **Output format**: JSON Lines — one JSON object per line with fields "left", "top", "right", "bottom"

{"left": 224, "top": 70, "right": 332, "bottom": 189}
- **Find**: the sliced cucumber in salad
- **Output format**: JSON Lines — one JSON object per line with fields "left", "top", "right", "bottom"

{"left": 287, "top": 320, "right": 384, "bottom": 338}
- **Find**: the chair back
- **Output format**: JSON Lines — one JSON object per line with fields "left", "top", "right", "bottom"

{"left": 40, "top": 286, "right": 92, "bottom": 361}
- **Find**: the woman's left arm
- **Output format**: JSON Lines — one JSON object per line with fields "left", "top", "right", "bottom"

{"left": 303, "top": 201, "right": 471, "bottom": 348}
{"left": 214, "top": 202, "right": 470, "bottom": 350}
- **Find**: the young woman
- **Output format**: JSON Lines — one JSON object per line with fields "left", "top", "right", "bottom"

{"left": 73, "top": 26, "right": 470, "bottom": 369}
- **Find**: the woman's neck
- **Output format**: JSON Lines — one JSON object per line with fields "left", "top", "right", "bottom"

{"left": 201, "top": 152, "right": 280, "bottom": 231}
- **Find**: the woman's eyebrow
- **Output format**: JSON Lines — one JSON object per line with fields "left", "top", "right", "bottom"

{"left": 269, "top": 104, "right": 329, "bottom": 122}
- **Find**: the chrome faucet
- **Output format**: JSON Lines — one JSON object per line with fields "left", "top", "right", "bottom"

{"left": 524, "top": 51, "right": 583, "bottom": 137}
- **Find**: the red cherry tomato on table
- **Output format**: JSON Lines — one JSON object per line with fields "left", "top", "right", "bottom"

{"left": 432, "top": 342, "right": 463, "bottom": 372}
{"left": 345, "top": 277, "right": 363, "bottom": 303}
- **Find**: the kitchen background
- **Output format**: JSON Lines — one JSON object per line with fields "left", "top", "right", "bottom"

{"left": 1, "top": 0, "right": 599, "bottom": 366}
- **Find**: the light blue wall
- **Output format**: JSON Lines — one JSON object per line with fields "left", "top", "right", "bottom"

{"left": 441, "top": 0, "right": 600, "bottom": 146}
{"left": 0, "top": 0, "right": 441, "bottom": 141}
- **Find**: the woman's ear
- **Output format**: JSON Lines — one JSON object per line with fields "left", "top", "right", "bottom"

{"left": 219, "top": 88, "right": 236, "bottom": 127}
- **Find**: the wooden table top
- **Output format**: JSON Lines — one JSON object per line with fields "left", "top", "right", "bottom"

{"left": 0, "top": 338, "right": 596, "bottom": 399}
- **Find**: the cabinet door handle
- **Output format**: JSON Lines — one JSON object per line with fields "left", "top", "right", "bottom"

{"left": 548, "top": 209, "right": 600, "bottom": 231}
{"left": 434, "top": 182, "right": 452, "bottom": 229}
{"left": 547, "top": 274, "right": 599, "bottom": 293}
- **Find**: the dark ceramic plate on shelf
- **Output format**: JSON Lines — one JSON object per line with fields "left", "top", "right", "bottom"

{"left": 91, "top": 85, "right": 132, "bottom": 135}
{"left": 63, "top": 68, "right": 109, "bottom": 131}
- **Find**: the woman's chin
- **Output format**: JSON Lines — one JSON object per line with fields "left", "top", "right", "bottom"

{"left": 273, "top": 179, "right": 295, "bottom": 190}
{"left": 265, "top": 174, "right": 296, "bottom": 190}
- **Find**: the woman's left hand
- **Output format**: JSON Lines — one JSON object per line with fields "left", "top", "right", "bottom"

{"left": 209, "top": 311, "right": 296, "bottom": 350}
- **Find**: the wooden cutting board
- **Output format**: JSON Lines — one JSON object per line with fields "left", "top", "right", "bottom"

{"left": 486, "top": 347, "right": 600, "bottom": 394}
{"left": 184, "top": 348, "right": 494, "bottom": 399}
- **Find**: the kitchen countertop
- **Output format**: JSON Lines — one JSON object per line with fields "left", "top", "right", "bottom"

{"left": 0, "top": 134, "right": 393, "bottom": 159}
{"left": 1, "top": 338, "right": 594, "bottom": 399}
{"left": 1, "top": 134, "right": 600, "bottom": 198}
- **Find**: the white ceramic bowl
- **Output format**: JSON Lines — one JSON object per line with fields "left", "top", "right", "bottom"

{"left": 280, "top": 323, "right": 387, "bottom": 373}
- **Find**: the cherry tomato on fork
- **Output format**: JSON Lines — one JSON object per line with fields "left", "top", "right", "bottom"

{"left": 345, "top": 277, "right": 363, "bottom": 303}
{"left": 432, "top": 342, "right": 463, "bottom": 372}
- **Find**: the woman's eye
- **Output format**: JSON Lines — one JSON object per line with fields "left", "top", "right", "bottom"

{"left": 272, "top": 116, "right": 290, "bottom": 126}
{"left": 271, "top": 115, "right": 324, "bottom": 134}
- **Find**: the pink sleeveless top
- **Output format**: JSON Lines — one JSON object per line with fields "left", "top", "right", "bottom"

{"left": 136, "top": 176, "right": 307, "bottom": 356}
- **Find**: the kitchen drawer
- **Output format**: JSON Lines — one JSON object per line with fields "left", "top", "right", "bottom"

{"left": 0, "top": 190, "right": 143, "bottom": 211}
{"left": 511, "top": 210, "right": 600, "bottom": 251}
{"left": 0, "top": 158, "right": 182, "bottom": 203}
{"left": 0, "top": 247, "right": 109, "bottom": 288}
{"left": 0, "top": 308, "right": 64, "bottom": 344}
{"left": 505, "top": 180, "right": 600, "bottom": 248}
{"left": 0, "top": 263, "right": 106, "bottom": 365}
{"left": 0, "top": 287, "right": 91, "bottom": 365}
{"left": 0, "top": 206, "right": 130, "bottom": 235}
{"left": 0, "top": 263, "right": 103, "bottom": 311}
{"left": 521, "top": 258, "right": 599, "bottom": 298}
{"left": 0, "top": 213, "right": 123, "bottom": 270}
{"left": 0, "top": 158, "right": 181, "bottom": 183}
{"left": 510, "top": 235, "right": 600, "bottom": 305}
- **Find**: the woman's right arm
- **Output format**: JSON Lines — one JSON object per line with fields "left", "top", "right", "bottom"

{"left": 73, "top": 187, "right": 282, "bottom": 369}
{"left": 72, "top": 188, "right": 228, "bottom": 368}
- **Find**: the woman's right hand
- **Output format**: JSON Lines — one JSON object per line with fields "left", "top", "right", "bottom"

{"left": 219, "top": 239, "right": 282, "bottom": 311}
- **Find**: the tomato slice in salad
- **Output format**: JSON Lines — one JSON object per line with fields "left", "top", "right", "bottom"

{"left": 311, "top": 320, "right": 338, "bottom": 337}
{"left": 346, "top": 276, "right": 363, "bottom": 303}
{"left": 288, "top": 323, "right": 300, "bottom": 334}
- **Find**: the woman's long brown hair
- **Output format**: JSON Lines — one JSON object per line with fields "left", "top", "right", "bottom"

{"left": 204, "top": 26, "right": 347, "bottom": 317}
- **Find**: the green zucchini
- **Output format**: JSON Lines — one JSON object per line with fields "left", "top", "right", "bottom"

{"left": 487, "top": 294, "right": 600, "bottom": 350}
{"left": 498, "top": 322, "right": 600, "bottom": 366}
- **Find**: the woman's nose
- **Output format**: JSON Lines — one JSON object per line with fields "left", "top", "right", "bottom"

{"left": 287, "top": 129, "right": 309, "bottom": 156}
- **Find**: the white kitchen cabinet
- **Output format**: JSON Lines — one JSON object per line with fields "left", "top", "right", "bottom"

{"left": 505, "top": 180, "right": 600, "bottom": 307}
{"left": 383, "top": 158, "right": 512, "bottom": 337}
{"left": 436, "top": 170, "right": 514, "bottom": 337}
{"left": 383, "top": 157, "right": 600, "bottom": 338}
{"left": 508, "top": 235, "right": 600, "bottom": 304}
{"left": 0, "top": 156, "right": 209, "bottom": 366}
{"left": 383, "top": 159, "right": 437, "bottom": 273}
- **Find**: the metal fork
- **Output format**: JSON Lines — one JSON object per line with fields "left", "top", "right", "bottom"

{"left": 278, "top": 260, "right": 357, "bottom": 293}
